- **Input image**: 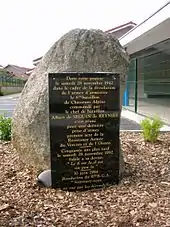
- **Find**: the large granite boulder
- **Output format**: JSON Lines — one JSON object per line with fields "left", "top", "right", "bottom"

{"left": 12, "top": 29, "right": 129, "bottom": 174}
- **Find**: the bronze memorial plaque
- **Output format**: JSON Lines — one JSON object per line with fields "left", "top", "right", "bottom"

{"left": 49, "top": 72, "right": 120, "bottom": 191}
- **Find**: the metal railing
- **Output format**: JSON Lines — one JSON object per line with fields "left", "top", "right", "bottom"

{"left": 0, "top": 74, "right": 26, "bottom": 87}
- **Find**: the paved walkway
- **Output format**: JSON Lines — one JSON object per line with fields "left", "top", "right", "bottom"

{"left": 2, "top": 93, "right": 169, "bottom": 131}
{"left": 121, "top": 108, "right": 170, "bottom": 131}
{"left": 128, "top": 98, "right": 170, "bottom": 125}
{"left": 0, "top": 94, "right": 19, "bottom": 117}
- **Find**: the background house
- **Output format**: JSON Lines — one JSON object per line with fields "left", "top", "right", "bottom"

{"left": 0, "top": 64, "right": 31, "bottom": 90}
{"left": 3, "top": 64, "right": 31, "bottom": 80}
{"left": 33, "top": 57, "right": 42, "bottom": 66}
{"left": 105, "top": 21, "right": 136, "bottom": 38}
{"left": 0, "top": 64, "right": 29, "bottom": 94}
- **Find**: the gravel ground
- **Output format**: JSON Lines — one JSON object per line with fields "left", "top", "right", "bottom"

{"left": 0, "top": 132, "right": 170, "bottom": 227}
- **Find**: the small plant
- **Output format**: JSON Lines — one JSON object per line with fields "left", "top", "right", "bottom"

{"left": 0, "top": 114, "right": 12, "bottom": 141}
{"left": 140, "top": 116, "right": 163, "bottom": 143}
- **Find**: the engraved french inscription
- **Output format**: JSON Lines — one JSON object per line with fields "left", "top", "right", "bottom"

{"left": 49, "top": 72, "right": 120, "bottom": 191}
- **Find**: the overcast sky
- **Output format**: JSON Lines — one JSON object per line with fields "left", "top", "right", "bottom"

{"left": 0, "top": 0, "right": 168, "bottom": 68}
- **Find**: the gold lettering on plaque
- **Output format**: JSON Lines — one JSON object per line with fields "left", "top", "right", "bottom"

{"left": 53, "top": 75, "right": 118, "bottom": 189}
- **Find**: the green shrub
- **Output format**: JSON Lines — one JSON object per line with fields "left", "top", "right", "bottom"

{"left": 140, "top": 116, "right": 163, "bottom": 143}
{"left": 0, "top": 115, "right": 12, "bottom": 141}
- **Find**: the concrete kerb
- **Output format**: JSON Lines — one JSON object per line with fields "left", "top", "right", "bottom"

{"left": 121, "top": 108, "right": 170, "bottom": 132}
{"left": 0, "top": 93, "right": 21, "bottom": 99}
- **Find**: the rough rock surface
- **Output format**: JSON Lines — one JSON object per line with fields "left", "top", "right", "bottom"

{"left": 12, "top": 29, "right": 129, "bottom": 174}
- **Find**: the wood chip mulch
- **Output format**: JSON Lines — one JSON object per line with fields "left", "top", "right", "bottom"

{"left": 0, "top": 132, "right": 170, "bottom": 227}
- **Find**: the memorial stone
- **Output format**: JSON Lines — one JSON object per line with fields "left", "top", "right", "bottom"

{"left": 12, "top": 29, "right": 129, "bottom": 178}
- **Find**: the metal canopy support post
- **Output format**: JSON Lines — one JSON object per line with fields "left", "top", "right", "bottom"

{"left": 123, "top": 82, "right": 129, "bottom": 106}
{"left": 135, "top": 58, "right": 138, "bottom": 113}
